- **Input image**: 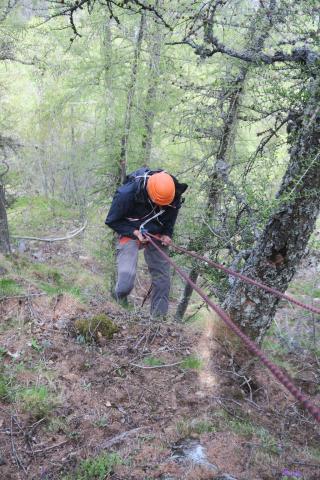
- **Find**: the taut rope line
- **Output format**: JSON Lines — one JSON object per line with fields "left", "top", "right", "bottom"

{"left": 145, "top": 233, "right": 320, "bottom": 424}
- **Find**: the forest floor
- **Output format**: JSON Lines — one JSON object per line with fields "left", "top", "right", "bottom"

{"left": 0, "top": 237, "right": 319, "bottom": 480}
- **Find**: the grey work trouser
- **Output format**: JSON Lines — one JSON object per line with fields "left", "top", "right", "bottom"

{"left": 114, "top": 239, "right": 170, "bottom": 317}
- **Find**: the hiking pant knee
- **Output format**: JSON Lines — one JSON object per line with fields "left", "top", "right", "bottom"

{"left": 144, "top": 242, "right": 171, "bottom": 317}
{"left": 115, "top": 240, "right": 139, "bottom": 298}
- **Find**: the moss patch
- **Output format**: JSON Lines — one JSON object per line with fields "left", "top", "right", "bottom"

{"left": 74, "top": 314, "right": 119, "bottom": 343}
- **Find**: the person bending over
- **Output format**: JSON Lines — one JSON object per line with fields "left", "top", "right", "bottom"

{"left": 105, "top": 167, "right": 188, "bottom": 317}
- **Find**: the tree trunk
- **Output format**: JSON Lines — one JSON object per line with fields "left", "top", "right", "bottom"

{"left": 0, "top": 182, "right": 10, "bottom": 254}
{"left": 142, "top": 0, "right": 162, "bottom": 167}
{"left": 175, "top": 266, "right": 199, "bottom": 320}
{"left": 119, "top": 12, "right": 146, "bottom": 183}
{"left": 110, "top": 14, "right": 146, "bottom": 294}
{"left": 101, "top": 17, "right": 118, "bottom": 295}
{"left": 175, "top": 76, "right": 244, "bottom": 320}
{"left": 103, "top": 17, "right": 115, "bottom": 153}
{"left": 223, "top": 78, "right": 320, "bottom": 343}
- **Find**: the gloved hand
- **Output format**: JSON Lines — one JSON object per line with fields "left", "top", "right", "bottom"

{"left": 133, "top": 229, "right": 149, "bottom": 243}
{"left": 159, "top": 235, "right": 172, "bottom": 246}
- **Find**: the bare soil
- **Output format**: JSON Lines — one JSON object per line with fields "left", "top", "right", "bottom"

{"left": 0, "top": 245, "right": 319, "bottom": 480}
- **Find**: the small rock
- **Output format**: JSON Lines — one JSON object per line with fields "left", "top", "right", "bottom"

{"left": 172, "top": 439, "right": 218, "bottom": 471}
{"left": 0, "top": 455, "right": 6, "bottom": 466}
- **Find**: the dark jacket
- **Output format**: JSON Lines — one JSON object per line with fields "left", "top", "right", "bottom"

{"left": 105, "top": 169, "right": 188, "bottom": 238}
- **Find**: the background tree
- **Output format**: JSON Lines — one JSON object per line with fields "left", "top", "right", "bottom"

{"left": 0, "top": 154, "right": 11, "bottom": 254}
{"left": 0, "top": 0, "right": 24, "bottom": 254}
{"left": 177, "top": 0, "right": 320, "bottom": 341}
{"left": 175, "top": 0, "right": 279, "bottom": 320}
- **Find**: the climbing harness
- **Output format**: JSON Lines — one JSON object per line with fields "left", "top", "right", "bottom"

{"left": 144, "top": 232, "right": 320, "bottom": 424}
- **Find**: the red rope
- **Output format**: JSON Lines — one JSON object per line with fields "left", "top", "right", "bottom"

{"left": 146, "top": 234, "right": 320, "bottom": 424}
{"left": 147, "top": 233, "right": 320, "bottom": 316}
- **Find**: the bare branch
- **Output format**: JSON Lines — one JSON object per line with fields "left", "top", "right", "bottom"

{"left": 176, "top": 0, "right": 319, "bottom": 66}
{"left": 47, "top": 0, "right": 172, "bottom": 35}
{"left": 0, "top": 0, "right": 20, "bottom": 22}
{"left": 12, "top": 221, "right": 88, "bottom": 242}
{"left": 0, "top": 54, "right": 36, "bottom": 65}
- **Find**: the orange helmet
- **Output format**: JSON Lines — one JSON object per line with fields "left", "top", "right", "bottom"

{"left": 146, "top": 172, "right": 175, "bottom": 206}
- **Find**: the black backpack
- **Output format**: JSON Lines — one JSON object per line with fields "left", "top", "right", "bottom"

{"left": 124, "top": 167, "right": 162, "bottom": 185}
{"left": 124, "top": 167, "right": 188, "bottom": 200}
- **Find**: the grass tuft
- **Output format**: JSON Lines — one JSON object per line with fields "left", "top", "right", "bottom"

{"left": 180, "top": 355, "right": 203, "bottom": 370}
{"left": 143, "top": 356, "right": 164, "bottom": 367}
{"left": 177, "top": 418, "right": 216, "bottom": 437}
{"left": 0, "top": 373, "right": 11, "bottom": 402}
{"left": 63, "top": 452, "right": 122, "bottom": 480}
{"left": 0, "top": 278, "right": 23, "bottom": 298}
{"left": 17, "top": 385, "right": 57, "bottom": 419}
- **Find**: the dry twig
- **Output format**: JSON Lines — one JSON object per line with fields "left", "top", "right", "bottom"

{"left": 129, "top": 360, "right": 184, "bottom": 369}
{"left": 10, "top": 416, "right": 27, "bottom": 477}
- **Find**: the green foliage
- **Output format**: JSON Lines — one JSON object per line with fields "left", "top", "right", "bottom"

{"left": 1, "top": 250, "right": 110, "bottom": 307}
{"left": 93, "top": 416, "right": 109, "bottom": 428}
{"left": 47, "top": 417, "right": 69, "bottom": 434}
{"left": 0, "top": 278, "right": 23, "bottom": 298}
{"left": 0, "top": 372, "right": 11, "bottom": 402}
{"left": 143, "top": 356, "right": 164, "bottom": 366}
{"left": 177, "top": 418, "right": 216, "bottom": 437}
{"left": 9, "top": 196, "right": 77, "bottom": 234}
{"left": 0, "top": 346, "right": 7, "bottom": 357}
{"left": 30, "top": 338, "right": 43, "bottom": 353}
{"left": 305, "top": 445, "right": 320, "bottom": 462}
{"left": 63, "top": 452, "right": 122, "bottom": 480}
{"left": 289, "top": 280, "right": 320, "bottom": 299}
{"left": 227, "top": 418, "right": 256, "bottom": 437}
{"left": 0, "top": 378, "right": 9, "bottom": 400}
{"left": 180, "top": 355, "right": 203, "bottom": 370}
{"left": 17, "top": 385, "right": 57, "bottom": 419}
{"left": 255, "top": 427, "right": 281, "bottom": 455}
{"left": 39, "top": 281, "right": 81, "bottom": 298}
{"left": 31, "top": 264, "right": 82, "bottom": 298}
{"left": 226, "top": 419, "right": 280, "bottom": 454}
{"left": 74, "top": 314, "right": 119, "bottom": 343}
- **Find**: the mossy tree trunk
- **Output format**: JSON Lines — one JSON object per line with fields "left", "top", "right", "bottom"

{"left": 223, "top": 77, "right": 320, "bottom": 343}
